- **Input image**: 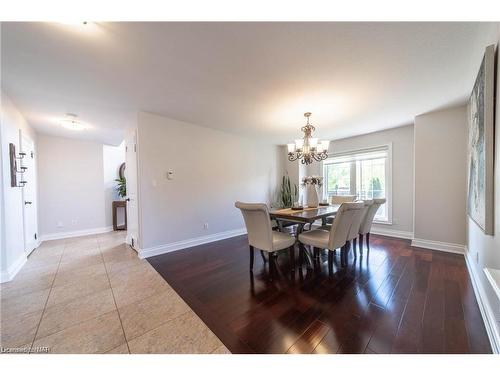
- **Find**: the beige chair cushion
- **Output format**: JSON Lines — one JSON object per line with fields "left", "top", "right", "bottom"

{"left": 359, "top": 198, "right": 386, "bottom": 235}
{"left": 235, "top": 201, "right": 295, "bottom": 252}
{"left": 299, "top": 201, "right": 364, "bottom": 251}
{"left": 235, "top": 201, "right": 274, "bottom": 251}
{"left": 272, "top": 231, "right": 296, "bottom": 252}
{"left": 329, "top": 195, "right": 356, "bottom": 204}
{"left": 347, "top": 200, "right": 368, "bottom": 241}
{"left": 298, "top": 229, "right": 330, "bottom": 248}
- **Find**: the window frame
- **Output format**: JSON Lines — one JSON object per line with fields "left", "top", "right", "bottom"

{"left": 322, "top": 143, "right": 393, "bottom": 225}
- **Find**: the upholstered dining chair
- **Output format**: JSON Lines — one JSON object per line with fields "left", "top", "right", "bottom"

{"left": 346, "top": 200, "right": 371, "bottom": 258}
{"left": 325, "top": 195, "right": 357, "bottom": 225}
{"left": 298, "top": 201, "right": 364, "bottom": 270}
{"left": 329, "top": 195, "right": 357, "bottom": 204}
{"left": 235, "top": 201, "right": 296, "bottom": 279}
{"left": 358, "top": 198, "right": 386, "bottom": 253}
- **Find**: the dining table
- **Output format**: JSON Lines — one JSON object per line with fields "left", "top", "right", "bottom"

{"left": 269, "top": 204, "right": 340, "bottom": 237}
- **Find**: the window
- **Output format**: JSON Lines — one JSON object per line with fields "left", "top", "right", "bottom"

{"left": 322, "top": 145, "right": 392, "bottom": 223}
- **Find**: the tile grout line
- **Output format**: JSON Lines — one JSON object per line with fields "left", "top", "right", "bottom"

{"left": 98, "top": 237, "right": 131, "bottom": 354}
{"left": 29, "top": 239, "right": 67, "bottom": 352}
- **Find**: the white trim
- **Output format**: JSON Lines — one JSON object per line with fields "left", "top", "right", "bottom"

{"left": 0, "top": 253, "right": 27, "bottom": 283}
{"left": 484, "top": 268, "right": 500, "bottom": 302}
{"left": 139, "top": 228, "right": 247, "bottom": 259}
{"left": 465, "top": 250, "right": 500, "bottom": 353}
{"left": 411, "top": 238, "right": 465, "bottom": 254}
{"left": 370, "top": 227, "right": 414, "bottom": 240}
{"left": 40, "top": 226, "right": 113, "bottom": 241}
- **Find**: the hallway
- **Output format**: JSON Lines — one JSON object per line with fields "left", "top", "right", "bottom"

{"left": 0, "top": 231, "right": 229, "bottom": 354}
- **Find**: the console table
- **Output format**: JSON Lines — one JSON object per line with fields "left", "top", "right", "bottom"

{"left": 112, "top": 200, "right": 127, "bottom": 230}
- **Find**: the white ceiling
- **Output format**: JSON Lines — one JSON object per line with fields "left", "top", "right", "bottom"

{"left": 1, "top": 22, "right": 495, "bottom": 145}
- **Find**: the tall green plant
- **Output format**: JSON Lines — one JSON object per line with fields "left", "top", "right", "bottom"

{"left": 277, "top": 174, "right": 298, "bottom": 208}
{"left": 115, "top": 177, "right": 127, "bottom": 198}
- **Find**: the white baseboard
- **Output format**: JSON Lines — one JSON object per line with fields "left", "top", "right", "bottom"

{"left": 370, "top": 227, "right": 414, "bottom": 240}
{"left": 0, "top": 253, "right": 27, "bottom": 283}
{"left": 464, "top": 250, "right": 500, "bottom": 353}
{"left": 411, "top": 238, "right": 466, "bottom": 254}
{"left": 139, "top": 228, "right": 247, "bottom": 259}
{"left": 40, "top": 226, "right": 113, "bottom": 241}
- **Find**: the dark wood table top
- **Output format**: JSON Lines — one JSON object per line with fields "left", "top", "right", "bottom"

{"left": 270, "top": 204, "right": 340, "bottom": 223}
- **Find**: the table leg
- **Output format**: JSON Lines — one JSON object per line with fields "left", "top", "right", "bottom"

{"left": 277, "top": 220, "right": 284, "bottom": 232}
{"left": 295, "top": 223, "right": 305, "bottom": 239}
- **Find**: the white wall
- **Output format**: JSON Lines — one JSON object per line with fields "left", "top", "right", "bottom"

{"left": 465, "top": 24, "right": 500, "bottom": 352}
{"left": 37, "top": 135, "right": 107, "bottom": 239}
{"left": 103, "top": 142, "right": 125, "bottom": 227}
{"left": 0, "top": 92, "right": 37, "bottom": 281}
{"left": 413, "top": 105, "right": 468, "bottom": 249}
{"left": 137, "top": 111, "right": 279, "bottom": 254}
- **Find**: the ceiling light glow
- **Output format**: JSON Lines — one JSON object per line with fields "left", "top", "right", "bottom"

{"left": 59, "top": 114, "right": 88, "bottom": 131}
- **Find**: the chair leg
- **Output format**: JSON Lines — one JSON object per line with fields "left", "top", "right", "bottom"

{"left": 314, "top": 246, "right": 319, "bottom": 259}
{"left": 353, "top": 238, "right": 357, "bottom": 258}
{"left": 366, "top": 232, "right": 370, "bottom": 251}
{"left": 328, "top": 250, "right": 333, "bottom": 271}
{"left": 269, "top": 252, "right": 276, "bottom": 280}
{"left": 288, "top": 246, "right": 295, "bottom": 272}
{"left": 359, "top": 234, "right": 364, "bottom": 255}
{"left": 249, "top": 246, "right": 254, "bottom": 271}
{"left": 260, "top": 250, "right": 267, "bottom": 263}
{"left": 298, "top": 243, "right": 304, "bottom": 267}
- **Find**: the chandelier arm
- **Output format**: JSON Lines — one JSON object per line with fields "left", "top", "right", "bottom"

{"left": 288, "top": 152, "right": 303, "bottom": 162}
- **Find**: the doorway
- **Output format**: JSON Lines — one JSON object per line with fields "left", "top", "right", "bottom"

{"left": 21, "top": 132, "right": 38, "bottom": 255}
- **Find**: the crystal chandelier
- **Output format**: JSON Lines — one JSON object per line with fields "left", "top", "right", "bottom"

{"left": 287, "top": 112, "right": 330, "bottom": 165}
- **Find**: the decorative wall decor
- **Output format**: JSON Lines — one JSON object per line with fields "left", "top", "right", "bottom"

{"left": 467, "top": 44, "right": 495, "bottom": 235}
{"left": 9, "top": 143, "right": 18, "bottom": 187}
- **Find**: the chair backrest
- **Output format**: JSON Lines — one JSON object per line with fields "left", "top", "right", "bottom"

{"left": 347, "top": 200, "right": 368, "bottom": 241}
{"left": 328, "top": 201, "right": 365, "bottom": 250}
{"left": 235, "top": 201, "right": 273, "bottom": 251}
{"left": 356, "top": 199, "right": 373, "bottom": 236}
{"left": 359, "top": 198, "right": 386, "bottom": 235}
{"left": 329, "top": 195, "right": 357, "bottom": 205}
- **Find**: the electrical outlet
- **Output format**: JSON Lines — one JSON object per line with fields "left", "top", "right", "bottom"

{"left": 203, "top": 223, "right": 209, "bottom": 230}
{"left": 71, "top": 219, "right": 78, "bottom": 226}
{"left": 57, "top": 221, "right": 63, "bottom": 228}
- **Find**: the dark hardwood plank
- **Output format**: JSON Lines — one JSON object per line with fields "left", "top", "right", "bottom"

{"left": 148, "top": 234, "right": 491, "bottom": 354}
{"left": 286, "top": 319, "right": 330, "bottom": 354}
{"left": 420, "top": 259, "right": 446, "bottom": 353}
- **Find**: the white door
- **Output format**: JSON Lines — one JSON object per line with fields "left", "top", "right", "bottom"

{"left": 125, "top": 130, "right": 139, "bottom": 250}
{"left": 21, "top": 134, "right": 38, "bottom": 255}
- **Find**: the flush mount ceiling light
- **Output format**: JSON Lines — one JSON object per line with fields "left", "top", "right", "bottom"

{"left": 60, "top": 114, "right": 87, "bottom": 131}
{"left": 287, "top": 112, "right": 330, "bottom": 165}
{"left": 58, "top": 21, "right": 89, "bottom": 26}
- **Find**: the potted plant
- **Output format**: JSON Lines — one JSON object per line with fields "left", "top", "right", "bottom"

{"left": 115, "top": 176, "right": 126, "bottom": 199}
{"left": 302, "top": 176, "right": 323, "bottom": 208}
{"left": 276, "top": 174, "right": 298, "bottom": 208}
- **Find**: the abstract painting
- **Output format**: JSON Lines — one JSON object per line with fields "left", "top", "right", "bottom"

{"left": 467, "top": 44, "right": 495, "bottom": 235}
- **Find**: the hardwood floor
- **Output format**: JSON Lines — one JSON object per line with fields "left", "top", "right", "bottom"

{"left": 148, "top": 234, "right": 491, "bottom": 354}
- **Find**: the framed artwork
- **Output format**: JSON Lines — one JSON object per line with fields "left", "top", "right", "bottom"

{"left": 467, "top": 44, "right": 495, "bottom": 235}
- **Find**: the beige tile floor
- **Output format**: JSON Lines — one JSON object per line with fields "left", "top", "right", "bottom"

{"left": 0, "top": 231, "right": 230, "bottom": 354}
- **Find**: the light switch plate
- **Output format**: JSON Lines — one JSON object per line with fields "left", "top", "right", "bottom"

{"left": 167, "top": 171, "right": 174, "bottom": 180}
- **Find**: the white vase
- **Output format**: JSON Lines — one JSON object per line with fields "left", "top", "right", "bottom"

{"left": 305, "top": 184, "right": 319, "bottom": 208}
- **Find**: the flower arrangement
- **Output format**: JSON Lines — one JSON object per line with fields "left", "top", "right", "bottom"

{"left": 301, "top": 176, "right": 323, "bottom": 187}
